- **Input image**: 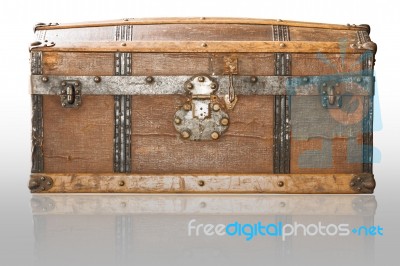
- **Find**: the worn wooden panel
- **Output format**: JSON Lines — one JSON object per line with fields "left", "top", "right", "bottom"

{"left": 127, "top": 24, "right": 273, "bottom": 41}
{"left": 131, "top": 95, "right": 274, "bottom": 174}
{"left": 290, "top": 95, "right": 364, "bottom": 174}
{"left": 29, "top": 173, "right": 374, "bottom": 193}
{"left": 42, "top": 52, "right": 114, "bottom": 76}
{"left": 290, "top": 27, "right": 357, "bottom": 42}
{"left": 43, "top": 96, "right": 114, "bottom": 173}
{"left": 132, "top": 53, "right": 211, "bottom": 75}
{"left": 291, "top": 54, "right": 363, "bottom": 75}
{"left": 132, "top": 53, "right": 276, "bottom": 76}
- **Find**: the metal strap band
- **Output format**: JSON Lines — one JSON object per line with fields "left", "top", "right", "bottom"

{"left": 31, "top": 51, "right": 43, "bottom": 75}
{"left": 114, "top": 52, "right": 132, "bottom": 173}
{"left": 32, "top": 95, "right": 44, "bottom": 173}
{"left": 31, "top": 75, "right": 374, "bottom": 96}
{"left": 115, "top": 25, "right": 134, "bottom": 41}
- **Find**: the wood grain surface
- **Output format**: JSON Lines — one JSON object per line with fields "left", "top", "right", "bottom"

{"left": 131, "top": 95, "right": 274, "bottom": 174}
{"left": 29, "top": 173, "right": 374, "bottom": 193}
{"left": 42, "top": 96, "right": 114, "bottom": 173}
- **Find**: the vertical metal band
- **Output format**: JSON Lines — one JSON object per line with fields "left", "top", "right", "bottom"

{"left": 115, "top": 25, "right": 134, "bottom": 41}
{"left": 31, "top": 51, "right": 43, "bottom": 75}
{"left": 362, "top": 95, "right": 373, "bottom": 173}
{"left": 273, "top": 25, "right": 290, "bottom": 41}
{"left": 114, "top": 52, "right": 132, "bottom": 173}
{"left": 32, "top": 95, "right": 44, "bottom": 173}
{"left": 114, "top": 95, "right": 132, "bottom": 173}
{"left": 273, "top": 25, "right": 291, "bottom": 174}
{"left": 359, "top": 33, "right": 374, "bottom": 173}
{"left": 115, "top": 52, "right": 132, "bottom": 76}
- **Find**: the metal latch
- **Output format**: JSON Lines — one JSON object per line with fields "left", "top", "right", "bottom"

{"left": 60, "top": 80, "right": 81, "bottom": 108}
{"left": 224, "top": 57, "right": 238, "bottom": 110}
{"left": 173, "top": 75, "right": 229, "bottom": 140}
{"left": 321, "top": 82, "right": 342, "bottom": 109}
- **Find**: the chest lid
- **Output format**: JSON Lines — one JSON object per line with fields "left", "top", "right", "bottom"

{"left": 31, "top": 17, "right": 376, "bottom": 54}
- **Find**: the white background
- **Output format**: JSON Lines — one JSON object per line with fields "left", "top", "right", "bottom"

{"left": 0, "top": 0, "right": 398, "bottom": 265}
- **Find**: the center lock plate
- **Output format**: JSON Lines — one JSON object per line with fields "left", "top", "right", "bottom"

{"left": 174, "top": 75, "right": 229, "bottom": 140}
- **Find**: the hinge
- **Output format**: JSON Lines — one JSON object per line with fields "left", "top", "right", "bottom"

{"left": 33, "top": 22, "right": 59, "bottom": 33}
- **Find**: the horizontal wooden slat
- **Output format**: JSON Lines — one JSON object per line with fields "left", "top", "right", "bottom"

{"left": 29, "top": 173, "right": 375, "bottom": 194}
{"left": 32, "top": 41, "right": 373, "bottom": 54}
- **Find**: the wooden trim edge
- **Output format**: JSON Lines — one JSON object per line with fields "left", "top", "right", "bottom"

{"left": 35, "top": 17, "right": 368, "bottom": 31}
{"left": 29, "top": 173, "right": 375, "bottom": 194}
{"left": 32, "top": 41, "right": 372, "bottom": 54}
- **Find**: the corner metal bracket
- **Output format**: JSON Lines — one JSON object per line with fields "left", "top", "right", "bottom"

{"left": 29, "top": 176, "right": 53, "bottom": 193}
{"left": 350, "top": 174, "right": 375, "bottom": 193}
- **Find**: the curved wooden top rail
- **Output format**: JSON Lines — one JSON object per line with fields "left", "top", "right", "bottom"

{"left": 35, "top": 17, "right": 370, "bottom": 31}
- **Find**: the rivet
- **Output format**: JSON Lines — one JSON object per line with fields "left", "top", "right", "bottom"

{"left": 198, "top": 76, "right": 205, "bottom": 82}
{"left": 357, "top": 187, "right": 362, "bottom": 191}
{"left": 350, "top": 44, "right": 356, "bottom": 48}
{"left": 61, "top": 89, "right": 66, "bottom": 94}
{"left": 200, "top": 202, "right": 207, "bottom": 208}
{"left": 357, "top": 177, "right": 362, "bottom": 181}
{"left": 174, "top": 117, "right": 181, "bottom": 124}
{"left": 119, "top": 181, "right": 125, "bottom": 186}
{"left": 123, "top": 18, "right": 129, "bottom": 21}
{"left": 181, "top": 131, "right": 190, "bottom": 139}
{"left": 322, "top": 91, "right": 327, "bottom": 94}
{"left": 62, "top": 103, "right": 66, "bottom": 107}
{"left": 41, "top": 187, "right": 45, "bottom": 191}
{"left": 74, "top": 81, "right": 79, "bottom": 86}
{"left": 210, "top": 83, "right": 217, "bottom": 89}
{"left": 121, "top": 42, "right": 127, "bottom": 46}
{"left": 220, "top": 118, "right": 229, "bottom": 126}
{"left": 250, "top": 76, "right": 258, "bottom": 83}
{"left": 356, "top": 77, "right": 362, "bottom": 83}
{"left": 41, "top": 76, "right": 49, "bottom": 83}
{"left": 323, "top": 83, "right": 327, "bottom": 87}
{"left": 47, "top": 181, "right": 52, "bottom": 186}
{"left": 61, "top": 81, "right": 66, "bottom": 86}
{"left": 211, "top": 132, "right": 219, "bottom": 140}
{"left": 183, "top": 103, "right": 191, "bottom": 111}
{"left": 75, "top": 89, "right": 80, "bottom": 94}
{"left": 200, "top": 17, "right": 206, "bottom": 20}
{"left": 303, "top": 77, "right": 309, "bottom": 82}
{"left": 94, "top": 76, "right": 101, "bottom": 83}
{"left": 120, "top": 202, "right": 127, "bottom": 207}
{"left": 280, "top": 43, "right": 286, "bottom": 48}
{"left": 198, "top": 180, "right": 205, "bottom": 186}
{"left": 277, "top": 181, "right": 284, "bottom": 187}
{"left": 145, "top": 76, "right": 154, "bottom": 83}
{"left": 279, "top": 202, "right": 286, "bottom": 207}
{"left": 201, "top": 42, "right": 208, "bottom": 47}
{"left": 186, "top": 83, "right": 193, "bottom": 90}
{"left": 277, "top": 19, "right": 283, "bottom": 22}
{"left": 40, "top": 176, "right": 45, "bottom": 181}
{"left": 335, "top": 83, "right": 339, "bottom": 87}
{"left": 212, "top": 104, "right": 220, "bottom": 111}
{"left": 350, "top": 182, "right": 355, "bottom": 187}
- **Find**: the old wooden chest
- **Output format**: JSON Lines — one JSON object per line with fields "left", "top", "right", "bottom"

{"left": 29, "top": 18, "right": 377, "bottom": 193}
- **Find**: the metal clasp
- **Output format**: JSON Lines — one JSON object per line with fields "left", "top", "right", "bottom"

{"left": 174, "top": 75, "right": 229, "bottom": 141}
{"left": 223, "top": 57, "right": 238, "bottom": 109}
{"left": 321, "top": 82, "right": 342, "bottom": 109}
{"left": 60, "top": 80, "right": 81, "bottom": 108}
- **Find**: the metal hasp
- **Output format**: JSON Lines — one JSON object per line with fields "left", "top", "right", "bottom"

{"left": 320, "top": 81, "right": 342, "bottom": 108}
{"left": 29, "top": 176, "right": 53, "bottom": 193}
{"left": 60, "top": 80, "right": 81, "bottom": 108}
{"left": 174, "top": 75, "right": 229, "bottom": 140}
